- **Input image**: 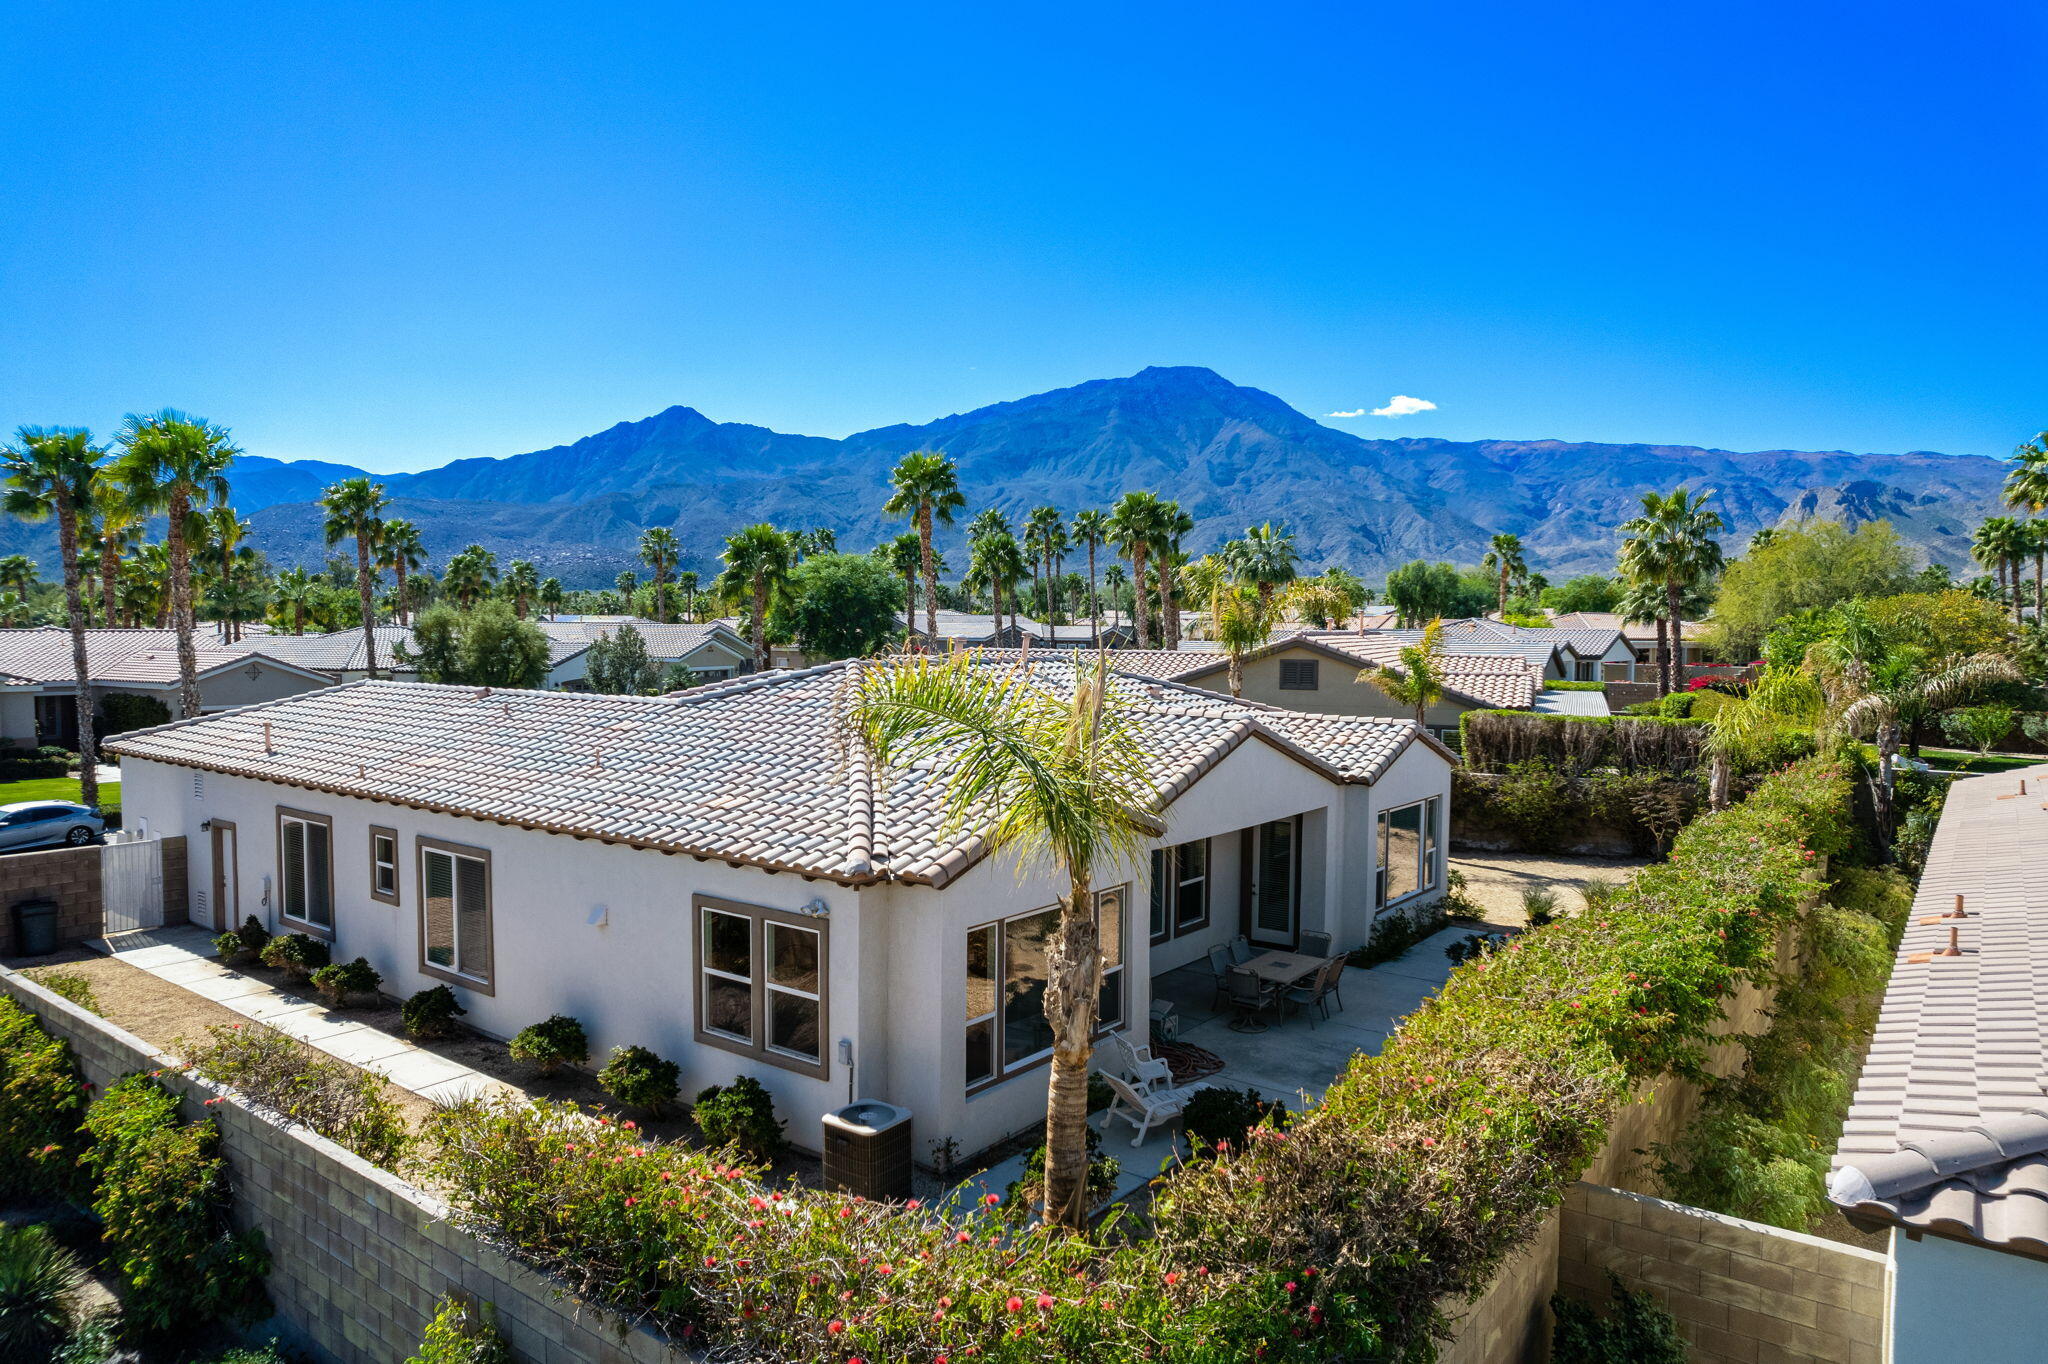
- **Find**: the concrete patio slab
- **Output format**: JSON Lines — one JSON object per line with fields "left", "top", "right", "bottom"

{"left": 181, "top": 973, "right": 275, "bottom": 1004}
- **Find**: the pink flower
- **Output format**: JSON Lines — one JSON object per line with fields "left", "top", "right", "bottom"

{"left": 827, "top": 1320, "right": 845, "bottom": 1335}
{"left": 984, "top": 1193, "right": 1001, "bottom": 1206}
{"left": 1036, "top": 1293, "right": 1054, "bottom": 1311}
{"left": 1164, "top": 1272, "right": 1180, "bottom": 1286}
{"left": 1284, "top": 1281, "right": 1298, "bottom": 1293}
{"left": 1006, "top": 1296, "right": 1024, "bottom": 1313}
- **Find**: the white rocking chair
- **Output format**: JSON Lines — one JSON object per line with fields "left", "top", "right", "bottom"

{"left": 1101, "top": 1072, "right": 1212, "bottom": 1147}
{"left": 1106, "top": 1032, "right": 1173, "bottom": 1093}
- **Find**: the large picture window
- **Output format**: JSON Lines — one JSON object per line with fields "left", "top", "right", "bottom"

{"left": 418, "top": 838, "right": 493, "bottom": 992}
{"left": 693, "top": 897, "right": 828, "bottom": 1078}
{"left": 966, "top": 886, "right": 1126, "bottom": 1093}
{"left": 1148, "top": 840, "right": 1210, "bottom": 943}
{"left": 1376, "top": 796, "right": 1441, "bottom": 908}
{"left": 276, "top": 808, "right": 333, "bottom": 936}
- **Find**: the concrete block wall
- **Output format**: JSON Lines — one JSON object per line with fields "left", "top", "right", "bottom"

{"left": 1556, "top": 1184, "right": 1888, "bottom": 1364}
{"left": 1438, "top": 1210, "right": 1561, "bottom": 1364}
{"left": 0, "top": 964, "right": 683, "bottom": 1364}
{"left": 0, "top": 843, "right": 104, "bottom": 955}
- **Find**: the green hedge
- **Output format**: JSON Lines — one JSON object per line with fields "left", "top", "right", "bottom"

{"left": 1459, "top": 709, "right": 1708, "bottom": 774}
{"left": 0, "top": 996, "right": 90, "bottom": 1201}
{"left": 421, "top": 757, "right": 1854, "bottom": 1362}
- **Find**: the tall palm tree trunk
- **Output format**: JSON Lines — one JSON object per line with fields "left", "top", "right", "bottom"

{"left": 1085, "top": 544, "right": 1099, "bottom": 646}
{"left": 356, "top": 540, "right": 380, "bottom": 680}
{"left": 1160, "top": 563, "right": 1180, "bottom": 650}
{"left": 2034, "top": 546, "right": 2043, "bottom": 622}
{"left": 917, "top": 506, "right": 938, "bottom": 639}
{"left": 394, "top": 561, "right": 410, "bottom": 626}
{"left": 2012, "top": 555, "right": 2025, "bottom": 628}
{"left": 902, "top": 570, "right": 916, "bottom": 640}
{"left": 751, "top": 577, "right": 770, "bottom": 671}
{"left": 1130, "top": 549, "right": 1151, "bottom": 648}
{"left": 1665, "top": 581, "right": 1688, "bottom": 692}
{"left": 167, "top": 494, "right": 202, "bottom": 718}
{"left": 55, "top": 495, "right": 98, "bottom": 810}
{"left": 1040, "top": 876, "right": 1102, "bottom": 1229}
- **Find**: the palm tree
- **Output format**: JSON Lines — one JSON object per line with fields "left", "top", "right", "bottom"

{"left": 272, "top": 567, "right": 317, "bottom": 634}
{"left": 797, "top": 527, "right": 837, "bottom": 558}
{"left": 1361, "top": 617, "right": 1448, "bottom": 725}
{"left": 1210, "top": 583, "right": 1272, "bottom": 697}
{"left": 965, "top": 533, "right": 1024, "bottom": 642}
{"left": 882, "top": 451, "right": 965, "bottom": 640}
{"left": 1221, "top": 522, "right": 1301, "bottom": 619}
{"left": 1107, "top": 492, "right": 1166, "bottom": 648}
{"left": 538, "top": 576, "right": 565, "bottom": 620}
{"left": 112, "top": 410, "right": 237, "bottom": 717}
{"left": 320, "top": 477, "right": 390, "bottom": 680}
{"left": 1069, "top": 509, "right": 1109, "bottom": 645}
{"left": 639, "top": 527, "right": 680, "bottom": 623}
{"left": 0, "top": 555, "right": 36, "bottom": 616}
{"left": 848, "top": 653, "right": 1156, "bottom": 1229}
{"left": 615, "top": 569, "right": 638, "bottom": 607}
{"left": 2007, "top": 432, "right": 2048, "bottom": 621}
{"left": 205, "top": 546, "right": 267, "bottom": 643}
{"left": 1617, "top": 488, "right": 1725, "bottom": 695}
{"left": 675, "top": 570, "right": 699, "bottom": 623}
{"left": 1481, "top": 533, "right": 1528, "bottom": 615}
{"left": 445, "top": 545, "right": 497, "bottom": 611}
{"left": 120, "top": 542, "right": 171, "bottom": 628}
{"left": 882, "top": 533, "right": 923, "bottom": 636}
{"left": 1839, "top": 653, "right": 2024, "bottom": 847}
{"left": 1972, "top": 517, "right": 2025, "bottom": 627}
{"left": 1102, "top": 562, "right": 1129, "bottom": 626}
{"left": 504, "top": 559, "right": 540, "bottom": 619}
{"left": 1154, "top": 502, "right": 1195, "bottom": 650}
{"left": 1023, "top": 506, "right": 1067, "bottom": 640}
{"left": 90, "top": 479, "right": 143, "bottom": 628}
{"left": 717, "top": 524, "right": 795, "bottom": 670}
{"left": 378, "top": 519, "right": 426, "bottom": 625}
{"left": 3, "top": 428, "right": 104, "bottom": 807}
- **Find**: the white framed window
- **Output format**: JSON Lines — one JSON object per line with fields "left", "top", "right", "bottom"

{"left": 276, "top": 808, "right": 333, "bottom": 936}
{"left": 1148, "top": 840, "right": 1212, "bottom": 943}
{"left": 418, "top": 839, "right": 493, "bottom": 991}
{"left": 967, "top": 886, "right": 1126, "bottom": 1094}
{"left": 369, "top": 827, "right": 399, "bottom": 905}
{"left": 693, "top": 897, "right": 828, "bottom": 1077}
{"left": 1376, "top": 796, "right": 1442, "bottom": 908}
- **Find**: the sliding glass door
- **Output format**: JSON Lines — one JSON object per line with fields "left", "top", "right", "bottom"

{"left": 1248, "top": 817, "right": 1299, "bottom": 947}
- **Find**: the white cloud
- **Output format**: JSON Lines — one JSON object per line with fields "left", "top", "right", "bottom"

{"left": 1326, "top": 408, "right": 1369, "bottom": 418}
{"left": 1369, "top": 395, "right": 1437, "bottom": 417}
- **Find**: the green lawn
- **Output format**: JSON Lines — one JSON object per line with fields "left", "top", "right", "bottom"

{"left": 0, "top": 775, "right": 121, "bottom": 810}
{"left": 1914, "top": 748, "right": 2042, "bottom": 774}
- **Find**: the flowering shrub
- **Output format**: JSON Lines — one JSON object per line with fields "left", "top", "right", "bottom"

{"left": 78, "top": 1075, "right": 269, "bottom": 1333}
{"left": 177, "top": 1022, "right": 411, "bottom": 1167}
{"left": 0, "top": 997, "right": 89, "bottom": 1201}
{"left": 421, "top": 758, "right": 1852, "bottom": 1362}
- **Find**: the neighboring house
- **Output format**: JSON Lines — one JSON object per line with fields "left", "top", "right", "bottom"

{"left": 536, "top": 620, "right": 752, "bottom": 686}
{"left": 107, "top": 656, "right": 1454, "bottom": 1160}
{"left": 0, "top": 628, "right": 338, "bottom": 748}
{"left": 899, "top": 610, "right": 1137, "bottom": 650}
{"left": 1548, "top": 611, "right": 1713, "bottom": 679}
{"left": 1830, "top": 762, "right": 2048, "bottom": 1364}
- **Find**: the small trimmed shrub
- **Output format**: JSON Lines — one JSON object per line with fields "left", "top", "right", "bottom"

{"left": 259, "top": 932, "right": 329, "bottom": 981}
{"left": 0, "top": 997, "right": 90, "bottom": 1200}
{"left": 1522, "top": 886, "right": 1559, "bottom": 927}
{"left": 1551, "top": 1274, "right": 1688, "bottom": 1363}
{"left": 179, "top": 1023, "right": 411, "bottom": 1167}
{"left": 598, "top": 1045, "right": 679, "bottom": 1113}
{"left": 1444, "top": 931, "right": 1504, "bottom": 965}
{"left": 692, "top": 1076, "right": 784, "bottom": 1158}
{"left": 214, "top": 916, "right": 271, "bottom": 964}
{"left": 1183, "top": 1085, "right": 1287, "bottom": 1151}
{"left": 0, "top": 1223, "right": 88, "bottom": 1361}
{"left": 309, "top": 957, "right": 382, "bottom": 1007}
{"left": 1005, "top": 1123, "right": 1119, "bottom": 1216}
{"left": 402, "top": 985, "right": 466, "bottom": 1040}
{"left": 1351, "top": 897, "right": 1448, "bottom": 968}
{"left": 79, "top": 1075, "right": 269, "bottom": 1333}
{"left": 406, "top": 1294, "right": 511, "bottom": 1364}
{"left": 508, "top": 1015, "right": 588, "bottom": 1075}
{"left": 24, "top": 969, "right": 99, "bottom": 1015}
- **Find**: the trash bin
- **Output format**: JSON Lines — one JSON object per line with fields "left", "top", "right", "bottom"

{"left": 11, "top": 898, "right": 59, "bottom": 956}
{"left": 822, "top": 1100, "right": 913, "bottom": 1201}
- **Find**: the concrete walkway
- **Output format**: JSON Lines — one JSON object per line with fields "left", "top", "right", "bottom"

{"left": 86, "top": 924, "right": 513, "bottom": 1106}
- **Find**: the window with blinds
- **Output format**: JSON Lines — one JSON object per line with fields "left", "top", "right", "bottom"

{"left": 420, "top": 842, "right": 492, "bottom": 985}
{"left": 278, "top": 811, "right": 332, "bottom": 930}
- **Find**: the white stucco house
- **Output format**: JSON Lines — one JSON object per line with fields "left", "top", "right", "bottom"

{"left": 249, "top": 620, "right": 753, "bottom": 690}
{"left": 105, "top": 655, "right": 1454, "bottom": 1161}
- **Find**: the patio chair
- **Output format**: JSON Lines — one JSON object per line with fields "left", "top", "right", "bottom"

{"left": 1228, "top": 936, "right": 1253, "bottom": 966}
{"left": 1207, "top": 944, "right": 1234, "bottom": 1009}
{"left": 1107, "top": 1032, "right": 1174, "bottom": 1093}
{"left": 1319, "top": 954, "right": 1347, "bottom": 1014}
{"left": 1281, "top": 958, "right": 1334, "bottom": 1027}
{"left": 1299, "top": 930, "right": 1332, "bottom": 957}
{"left": 1226, "top": 966, "right": 1275, "bottom": 1033}
{"left": 1101, "top": 1072, "right": 1213, "bottom": 1148}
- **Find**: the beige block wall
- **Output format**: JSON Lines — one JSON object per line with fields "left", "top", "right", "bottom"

{"left": 1439, "top": 1210, "right": 1561, "bottom": 1364}
{"left": 0, "top": 966, "right": 679, "bottom": 1364}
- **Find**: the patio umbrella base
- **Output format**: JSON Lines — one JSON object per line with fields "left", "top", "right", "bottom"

{"left": 1228, "top": 1016, "right": 1269, "bottom": 1034}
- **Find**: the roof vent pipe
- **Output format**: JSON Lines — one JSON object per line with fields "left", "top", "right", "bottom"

{"left": 1918, "top": 894, "right": 1968, "bottom": 926}
{"left": 262, "top": 721, "right": 273, "bottom": 754}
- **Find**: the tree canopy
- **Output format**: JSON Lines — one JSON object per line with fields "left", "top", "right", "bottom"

{"left": 1706, "top": 520, "right": 1917, "bottom": 661}
{"left": 768, "top": 553, "right": 903, "bottom": 660}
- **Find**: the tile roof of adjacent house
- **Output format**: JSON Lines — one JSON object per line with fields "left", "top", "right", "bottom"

{"left": 1549, "top": 611, "right": 1710, "bottom": 641}
{"left": 1163, "top": 632, "right": 1543, "bottom": 711}
{"left": 104, "top": 655, "right": 1449, "bottom": 888}
{"left": 250, "top": 626, "right": 590, "bottom": 674}
{"left": 534, "top": 620, "right": 746, "bottom": 659}
{"left": 1830, "top": 762, "right": 2048, "bottom": 1257}
{"left": 0, "top": 627, "right": 327, "bottom": 687}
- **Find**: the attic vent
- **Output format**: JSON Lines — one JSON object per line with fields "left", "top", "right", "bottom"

{"left": 192, "top": 772, "right": 205, "bottom": 801}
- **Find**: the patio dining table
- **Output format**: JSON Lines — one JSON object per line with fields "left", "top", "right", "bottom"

{"left": 1242, "top": 950, "right": 1317, "bottom": 989}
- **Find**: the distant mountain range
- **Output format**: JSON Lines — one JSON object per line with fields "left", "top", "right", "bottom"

{"left": 2, "top": 367, "right": 2009, "bottom": 585}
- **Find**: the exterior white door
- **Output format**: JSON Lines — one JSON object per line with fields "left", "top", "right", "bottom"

{"left": 211, "top": 822, "right": 239, "bottom": 932}
{"left": 101, "top": 835, "right": 166, "bottom": 937}
{"left": 1248, "top": 817, "right": 1299, "bottom": 947}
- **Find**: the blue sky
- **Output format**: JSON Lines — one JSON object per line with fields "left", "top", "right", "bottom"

{"left": 4, "top": 2, "right": 2043, "bottom": 472}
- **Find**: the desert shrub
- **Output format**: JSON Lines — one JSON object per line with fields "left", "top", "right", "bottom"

{"left": 508, "top": 1015, "right": 588, "bottom": 1075}
{"left": 1940, "top": 703, "right": 2016, "bottom": 756}
{"left": 1005, "top": 1123, "right": 1119, "bottom": 1216}
{"left": 0, "top": 997, "right": 90, "bottom": 1200}
{"left": 693, "top": 1077, "right": 783, "bottom": 1158}
{"left": 1443, "top": 931, "right": 1502, "bottom": 965}
{"left": 24, "top": 970, "right": 99, "bottom": 1015}
{"left": 597, "top": 1046, "right": 679, "bottom": 1113}
{"left": 213, "top": 917, "right": 271, "bottom": 964}
{"left": 1578, "top": 879, "right": 1623, "bottom": 914}
{"left": 177, "top": 1024, "right": 411, "bottom": 1167}
{"left": 406, "top": 1294, "right": 511, "bottom": 1364}
{"left": 78, "top": 1076, "right": 268, "bottom": 1333}
{"left": 416, "top": 759, "right": 1854, "bottom": 1363}
{"left": 402, "top": 986, "right": 466, "bottom": 1039}
{"left": 1522, "top": 886, "right": 1559, "bottom": 927}
{"left": 1459, "top": 710, "right": 1706, "bottom": 775}
{"left": 1183, "top": 1085, "right": 1288, "bottom": 1151}
{"left": 1551, "top": 1273, "right": 1688, "bottom": 1363}
{"left": 1351, "top": 896, "right": 1449, "bottom": 967}
{"left": 1488, "top": 761, "right": 1584, "bottom": 846}
{"left": 309, "top": 957, "right": 382, "bottom": 1006}
{"left": 258, "top": 932, "right": 329, "bottom": 980}
{"left": 0, "top": 1223, "right": 89, "bottom": 1361}
{"left": 100, "top": 693, "right": 173, "bottom": 737}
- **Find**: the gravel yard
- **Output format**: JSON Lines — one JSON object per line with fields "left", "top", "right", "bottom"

{"left": 1451, "top": 851, "right": 1650, "bottom": 926}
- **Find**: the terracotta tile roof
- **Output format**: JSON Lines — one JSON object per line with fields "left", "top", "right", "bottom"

{"left": 105, "top": 656, "right": 1446, "bottom": 888}
{"left": 1830, "top": 762, "right": 2048, "bottom": 1256}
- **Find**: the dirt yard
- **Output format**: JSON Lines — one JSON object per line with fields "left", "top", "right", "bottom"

{"left": 1450, "top": 851, "right": 1650, "bottom": 926}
